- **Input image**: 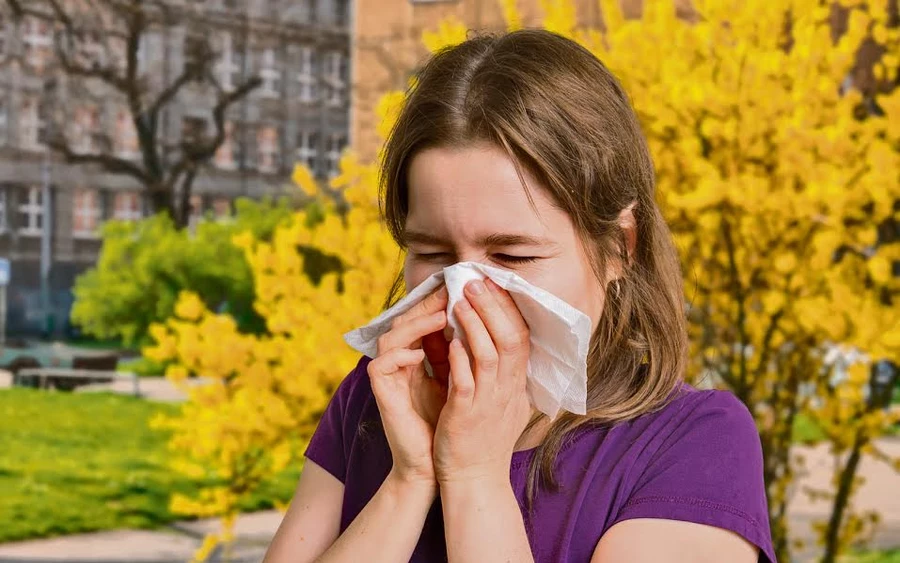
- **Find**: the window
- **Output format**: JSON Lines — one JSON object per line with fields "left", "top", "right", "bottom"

{"left": 115, "top": 108, "right": 140, "bottom": 159}
{"left": 335, "top": 0, "right": 349, "bottom": 25}
{"left": 214, "top": 121, "right": 239, "bottom": 170}
{"left": 133, "top": 33, "right": 149, "bottom": 74}
{"left": 188, "top": 194, "right": 204, "bottom": 229}
{"left": 295, "top": 130, "right": 318, "bottom": 174}
{"left": 183, "top": 33, "right": 209, "bottom": 74}
{"left": 182, "top": 116, "right": 207, "bottom": 145}
{"left": 212, "top": 197, "right": 231, "bottom": 218}
{"left": 0, "top": 99, "right": 7, "bottom": 146}
{"left": 305, "top": 0, "right": 317, "bottom": 23}
{"left": 18, "top": 186, "right": 44, "bottom": 237}
{"left": 72, "top": 104, "right": 102, "bottom": 153}
{"left": 259, "top": 48, "right": 282, "bottom": 97}
{"left": 216, "top": 32, "right": 244, "bottom": 91}
{"left": 0, "top": 187, "right": 7, "bottom": 233}
{"left": 297, "top": 47, "right": 318, "bottom": 103}
{"left": 0, "top": 14, "right": 9, "bottom": 58}
{"left": 19, "top": 97, "right": 47, "bottom": 151}
{"left": 22, "top": 17, "right": 52, "bottom": 72}
{"left": 72, "top": 188, "right": 101, "bottom": 238}
{"left": 256, "top": 125, "right": 281, "bottom": 173}
{"left": 324, "top": 133, "right": 346, "bottom": 178}
{"left": 113, "top": 191, "right": 143, "bottom": 221}
{"left": 79, "top": 31, "right": 106, "bottom": 68}
{"left": 322, "top": 51, "right": 347, "bottom": 107}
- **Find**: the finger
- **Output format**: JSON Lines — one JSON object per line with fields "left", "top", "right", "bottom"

{"left": 446, "top": 338, "right": 474, "bottom": 408}
{"left": 377, "top": 310, "right": 447, "bottom": 354}
{"left": 469, "top": 279, "right": 529, "bottom": 373}
{"left": 454, "top": 296, "right": 498, "bottom": 391}
{"left": 484, "top": 278, "right": 529, "bottom": 335}
{"left": 368, "top": 347, "right": 426, "bottom": 379}
{"left": 394, "top": 285, "right": 449, "bottom": 327}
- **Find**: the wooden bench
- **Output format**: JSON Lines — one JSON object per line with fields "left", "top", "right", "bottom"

{"left": 15, "top": 368, "right": 141, "bottom": 397}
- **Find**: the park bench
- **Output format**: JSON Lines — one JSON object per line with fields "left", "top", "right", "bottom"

{"left": 14, "top": 368, "right": 141, "bottom": 397}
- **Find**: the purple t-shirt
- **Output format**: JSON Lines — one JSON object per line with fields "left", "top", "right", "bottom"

{"left": 305, "top": 356, "right": 776, "bottom": 562}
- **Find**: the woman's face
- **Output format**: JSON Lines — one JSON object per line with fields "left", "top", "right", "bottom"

{"left": 404, "top": 144, "right": 606, "bottom": 331}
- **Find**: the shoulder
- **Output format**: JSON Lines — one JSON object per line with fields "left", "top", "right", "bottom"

{"left": 619, "top": 384, "right": 759, "bottom": 454}
{"left": 303, "top": 355, "right": 377, "bottom": 483}
{"left": 626, "top": 385, "right": 765, "bottom": 493}
{"left": 604, "top": 386, "right": 774, "bottom": 561}
{"left": 335, "top": 355, "right": 375, "bottom": 406}
{"left": 654, "top": 385, "right": 760, "bottom": 449}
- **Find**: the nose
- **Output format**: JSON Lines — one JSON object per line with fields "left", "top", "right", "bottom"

{"left": 453, "top": 252, "right": 489, "bottom": 266}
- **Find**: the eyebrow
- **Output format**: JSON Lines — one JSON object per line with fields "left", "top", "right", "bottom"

{"left": 403, "top": 230, "right": 555, "bottom": 248}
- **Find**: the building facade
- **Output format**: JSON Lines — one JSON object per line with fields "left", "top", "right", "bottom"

{"left": 0, "top": 0, "right": 351, "bottom": 336}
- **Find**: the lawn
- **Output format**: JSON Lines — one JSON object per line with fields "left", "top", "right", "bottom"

{"left": 0, "top": 388, "right": 300, "bottom": 543}
{"left": 847, "top": 550, "right": 900, "bottom": 562}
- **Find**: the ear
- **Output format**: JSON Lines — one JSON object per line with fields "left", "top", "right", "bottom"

{"left": 604, "top": 202, "right": 637, "bottom": 284}
{"left": 619, "top": 202, "right": 637, "bottom": 262}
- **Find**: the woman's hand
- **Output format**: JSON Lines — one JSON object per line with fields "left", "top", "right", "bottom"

{"left": 368, "top": 286, "right": 450, "bottom": 487}
{"left": 433, "top": 278, "right": 532, "bottom": 486}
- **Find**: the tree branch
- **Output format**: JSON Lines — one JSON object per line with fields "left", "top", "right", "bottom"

{"left": 47, "top": 137, "right": 150, "bottom": 185}
{"left": 197, "top": 75, "right": 262, "bottom": 160}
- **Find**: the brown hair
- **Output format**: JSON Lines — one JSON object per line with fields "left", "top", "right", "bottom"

{"left": 379, "top": 29, "right": 688, "bottom": 501}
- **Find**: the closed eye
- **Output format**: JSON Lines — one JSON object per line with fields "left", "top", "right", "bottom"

{"left": 495, "top": 254, "right": 539, "bottom": 264}
{"left": 416, "top": 252, "right": 452, "bottom": 261}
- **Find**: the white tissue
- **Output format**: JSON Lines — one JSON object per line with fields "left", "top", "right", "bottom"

{"left": 343, "top": 262, "right": 593, "bottom": 419}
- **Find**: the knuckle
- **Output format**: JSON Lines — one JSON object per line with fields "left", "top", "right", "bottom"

{"left": 499, "top": 330, "right": 529, "bottom": 354}
{"left": 477, "top": 350, "right": 499, "bottom": 370}
{"left": 376, "top": 333, "right": 391, "bottom": 353}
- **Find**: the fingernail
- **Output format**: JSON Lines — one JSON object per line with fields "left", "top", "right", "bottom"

{"left": 468, "top": 280, "right": 485, "bottom": 295}
{"left": 485, "top": 278, "right": 499, "bottom": 292}
{"left": 457, "top": 298, "right": 472, "bottom": 312}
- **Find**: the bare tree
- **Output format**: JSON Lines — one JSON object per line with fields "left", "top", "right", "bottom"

{"left": 5, "top": 0, "right": 262, "bottom": 228}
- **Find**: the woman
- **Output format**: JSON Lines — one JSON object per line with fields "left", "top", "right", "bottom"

{"left": 265, "top": 30, "right": 775, "bottom": 563}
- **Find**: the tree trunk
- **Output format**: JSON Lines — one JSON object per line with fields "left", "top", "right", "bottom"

{"left": 822, "top": 434, "right": 865, "bottom": 563}
{"left": 148, "top": 187, "right": 175, "bottom": 222}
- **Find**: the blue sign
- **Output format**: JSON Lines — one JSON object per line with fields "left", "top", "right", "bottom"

{"left": 0, "top": 258, "right": 8, "bottom": 286}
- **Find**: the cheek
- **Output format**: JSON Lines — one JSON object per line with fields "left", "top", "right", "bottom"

{"left": 543, "top": 260, "right": 605, "bottom": 331}
{"left": 563, "top": 276, "right": 605, "bottom": 331}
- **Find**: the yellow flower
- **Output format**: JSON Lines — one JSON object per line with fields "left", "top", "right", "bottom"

{"left": 291, "top": 164, "right": 318, "bottom": 197}
{"left": 174, "top": 292, "right": 204, "bottom": 321}
{"left": 422, "top": 17, "right": 468, "bottom": 53}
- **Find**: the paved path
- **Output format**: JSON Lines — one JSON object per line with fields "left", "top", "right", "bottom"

{"left": 0, "top": 369, "right": 208, "bottom": 402}
{"left": 0, "top": 511, "right": 283, "bottom": 562}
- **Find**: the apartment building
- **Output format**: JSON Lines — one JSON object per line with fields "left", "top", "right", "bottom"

{"left": 0, "top": 0, "right": 351, "bottom": 336}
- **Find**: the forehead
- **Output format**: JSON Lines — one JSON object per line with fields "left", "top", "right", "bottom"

{"left": 405, "top": 145, "right": 566, "bottom": 237}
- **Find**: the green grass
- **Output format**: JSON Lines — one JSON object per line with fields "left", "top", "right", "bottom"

{"left": 0, "top": 388, "right": 299, "bottom": 542}
{"left": 845, "top": 550, "right": 900, "bottom": 562}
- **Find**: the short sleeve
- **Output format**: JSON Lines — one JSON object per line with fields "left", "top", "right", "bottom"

{"left": 303, "top": 356, "right": 371, "bottom": 483}
{"left": 611, "top": 391, "right": 776, "bottom": 563}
